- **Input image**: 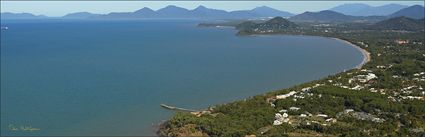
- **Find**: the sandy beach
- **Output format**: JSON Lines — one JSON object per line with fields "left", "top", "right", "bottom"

{"left": 248, "top": 35, "right": 371, "bottom": 69}
{"left": 332, "top": 38, "right": 371, "bottom": 69}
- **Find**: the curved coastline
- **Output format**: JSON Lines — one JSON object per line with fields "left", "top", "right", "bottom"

{"left": 246, "top": 34, "right": 370, "bottom": 69}
{"left": 157, "top": 34, "right": 372, "bottom": 135}
{"left": 331, "top": 38, "right": 371, "bottom": 69}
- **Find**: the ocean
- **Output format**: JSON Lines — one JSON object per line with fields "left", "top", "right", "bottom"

{"left": 0, "top": 19, "right": 363, "bottom": 136}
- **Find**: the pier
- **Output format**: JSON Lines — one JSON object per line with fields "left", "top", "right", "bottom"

{"left": 160, "top": 104, "right": 198, "bottom": 112}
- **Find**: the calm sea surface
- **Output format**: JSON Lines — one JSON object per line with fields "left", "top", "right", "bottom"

{"left": 0, "top": 19, "right": 363, "bottom": 136}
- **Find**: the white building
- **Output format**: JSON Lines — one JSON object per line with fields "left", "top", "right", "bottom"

{"left": 276, "top": 91, "right": 297, "bottom": 99}
{"left": 317, "top": 114, "right": 328, "bottom": 118}
{"left": 325, "top": 118, "right": 337, "bottom": 123}
{"left": 289, "top": 107, "right": 300, "bottom": 111}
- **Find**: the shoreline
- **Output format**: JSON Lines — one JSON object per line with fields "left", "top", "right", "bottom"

{"left": 331, "top": 38, "right": 371, "bottom": 69}
{"left": 158, "top": 34, "right": 372, "bottom": 135}
{"left": 246, "top": 34, "right": 371, "bottom": 69}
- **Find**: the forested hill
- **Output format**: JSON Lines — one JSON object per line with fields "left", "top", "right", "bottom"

{"left": 370, "top": 16, "right": 425, "bottom": 31}
{"left": 236, "top": 17, "right": 298, "bottom": 35}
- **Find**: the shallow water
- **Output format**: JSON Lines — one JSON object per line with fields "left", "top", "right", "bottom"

{"left": 0, "top": 19, "right": 363, "bottom": 136}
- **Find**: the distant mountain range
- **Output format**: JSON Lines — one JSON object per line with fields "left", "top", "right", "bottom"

{"left": 389, "top": 5, "right": 425, "bottom": 19}
{"left": 330, "top": 4, "right": 424, "bottom": 19}
{"left": 330, "top": 4, "right": 407, "bottom": 16}
{"left": 98, "top": 5, "right": 294, "bottom": 19}
{"left": 288, "top": 10, "right": 385, "bottom": 23}
{"left": 231, "top": 6, "right": 293, "bottom": 18}
{"left": 62, "top": 12, "right": 101, "bottom": 19}
{"left": 0, "top": 12, "right": 47, "bottom": 19}
{"left": 1, "top": 4, "right": 424, "bottom": 22}
{"left": 289, "top": 5, "right": 423, "bottom": 23}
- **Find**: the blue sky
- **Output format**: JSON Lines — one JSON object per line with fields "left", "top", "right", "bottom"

{"left": 1, "top": 1, "right": 424, "bottom": 17}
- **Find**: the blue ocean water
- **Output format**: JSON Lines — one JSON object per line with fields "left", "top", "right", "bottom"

{"left": 0, "top": 19, "right": 363, "bottom": 136}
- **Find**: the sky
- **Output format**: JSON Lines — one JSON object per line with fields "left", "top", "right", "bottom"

{"left": 1, "top": 1, "right": 424, "bottom": 17}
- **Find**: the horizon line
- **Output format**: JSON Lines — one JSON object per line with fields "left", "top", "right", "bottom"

{"left": 1, "top": 1, "right": 424, "bottom": 17}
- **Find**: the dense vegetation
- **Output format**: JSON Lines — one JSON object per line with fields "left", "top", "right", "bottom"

{"left": 288, "top": 10, "right": 386, "bottom": 23}
{"left": 159, "top": 16, "right": 425, "bottom": 137}
{"left": 370, "top": 16, "right": 425, "bottom": 31}
{"left": 236, "top": 17, "right": 298, "bottom": 35}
